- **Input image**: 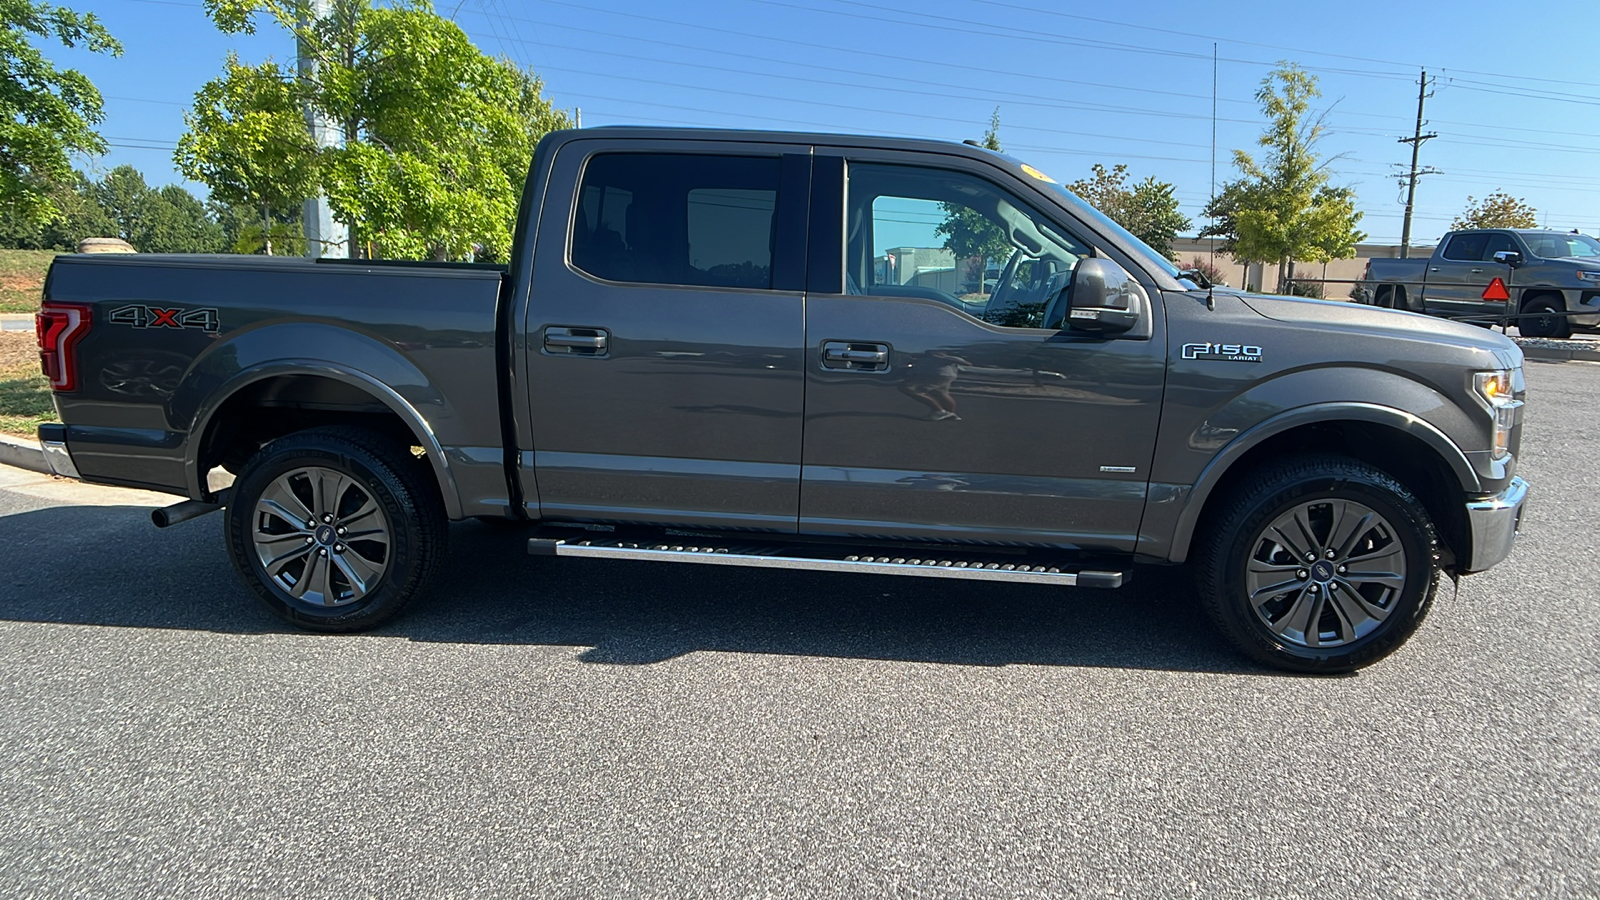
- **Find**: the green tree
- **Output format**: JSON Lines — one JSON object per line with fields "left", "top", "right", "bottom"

{"left": 0, "top": 1, "right": 121, "bottom": 229}
{"left": 87, "top": 165, "right": 223, "bottom": 252}
{"left": 192, "top": 0, "right": 570, "bottom": 260}
{"left": 176, "top": 54, "right": 318, "bottom": 255}
{"left": 937, "top": 108, "right": 1008, "bottom": 291}
{"left": 1200, "top": 63, "right": 1365, "bottom": 293}
{"left": 1452, "top": 191, "right": 1538, "bottom": 230}
{"left": 1066, "top": 163, "right": 1191, "bottom": 260}
{"left": 209, "top": 197, "right": 302, "bottom": 255}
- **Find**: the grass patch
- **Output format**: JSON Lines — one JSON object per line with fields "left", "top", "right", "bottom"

{"left": 0, "top": 332, "right": 51, "bottom": 438}
{"left": 0, "top": 249, "right": 58, "bottom": 314}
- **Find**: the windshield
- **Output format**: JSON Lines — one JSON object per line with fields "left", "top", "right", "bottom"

{"left": 1041, "top": 180, "right": 1185, "bottom": 280}
{"left": 1528, "top": 233, "right": 1600, "bottom": 259}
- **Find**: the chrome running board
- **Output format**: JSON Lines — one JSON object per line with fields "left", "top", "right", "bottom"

{"left": 527, "top": 537, "right": 1125, "bottom": 588}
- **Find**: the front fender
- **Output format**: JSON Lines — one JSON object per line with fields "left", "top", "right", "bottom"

{"left": 175, "top": 322, "right": 463, "bottom": 518}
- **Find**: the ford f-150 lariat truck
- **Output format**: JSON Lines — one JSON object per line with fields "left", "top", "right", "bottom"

{"left": 34, "top": 128, "right": 1529, "bottom": 672}
{"left": 1363, "top": 228, "right": 1600, "bottom": 338}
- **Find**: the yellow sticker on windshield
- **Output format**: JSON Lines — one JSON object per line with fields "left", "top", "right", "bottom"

{"left": 1021, "top": 164, "right": 1057, "bottom": 183}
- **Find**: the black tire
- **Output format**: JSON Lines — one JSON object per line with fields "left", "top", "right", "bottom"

{"left": 1374, "top": 286, "right": 1394, "bottom": 309}
{"left": 1519, "top": 295, "right": 1571, "bottom": 339}
{"left": 225, "top": 426, "right": 447, "bottom": 631}
{"left": 1194, "top": 455, "right": 1439, "bottom": 673}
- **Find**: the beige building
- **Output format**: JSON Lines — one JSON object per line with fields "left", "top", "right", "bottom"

{"left": 1170, "top": 238, "right": 1433, "bottom": 297}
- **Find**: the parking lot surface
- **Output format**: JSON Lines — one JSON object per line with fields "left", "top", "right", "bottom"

{"left": 1, "top": 360, "right": 1596, "bottom": 898}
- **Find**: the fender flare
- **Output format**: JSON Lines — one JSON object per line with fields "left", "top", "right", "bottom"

{"left": 182, "top": 360, "right": 463, "bottom": 519}
{"left": 1165, "top": 401, "right": 1480, "bottom": 564}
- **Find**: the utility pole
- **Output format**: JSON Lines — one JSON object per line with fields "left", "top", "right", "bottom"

{"left": 299, "top": 0, "right": 348, "bottom": 258}
{"left": 1397, "top": 69, "right": 1438, "bottom": 259}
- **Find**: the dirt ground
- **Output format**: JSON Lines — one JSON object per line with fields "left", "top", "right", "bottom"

{"left": 0, "top": 331, "right": 37, "bottom": 370}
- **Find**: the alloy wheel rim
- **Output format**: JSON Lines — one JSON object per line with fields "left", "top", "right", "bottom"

{"left": 251, "top": 466, "right": 391, "bottom": 607}
{"left": 1244, "top": 498, "right": 1408, "bottom": 649}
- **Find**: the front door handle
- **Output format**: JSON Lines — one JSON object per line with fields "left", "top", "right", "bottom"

{"left": 1470, "top": 268, "right": 1484, "bottom": 274}
{"left": 545, "top": 326, "right": 608, "bottom": 356}
{"left": 1429, "top": 266, "right": 1441, "bottom": 272}
{"left": 821, "top": 340, "right": 890, "bottom": 371}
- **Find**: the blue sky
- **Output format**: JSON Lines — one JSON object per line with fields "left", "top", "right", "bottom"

{"left": 45, "top": 0, "right": 1600, "bottom": 245}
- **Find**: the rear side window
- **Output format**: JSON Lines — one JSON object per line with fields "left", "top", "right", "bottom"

{"left": 1442, "top": 233, "right": 1488, "bottom": 261}
{"left": 571, "top": 153, "right": 780, "bottom": 290}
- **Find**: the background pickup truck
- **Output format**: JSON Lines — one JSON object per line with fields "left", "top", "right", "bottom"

{"left": 1362, "top": 228, "right": 1600, "bottom": 338}
{"left": 35, "top": 127, "right": 1530, "bottom": 673}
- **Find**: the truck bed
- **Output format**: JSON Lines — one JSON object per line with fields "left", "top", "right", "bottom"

{"left": 43, "top": 253, "right": 508, "bottom": 515}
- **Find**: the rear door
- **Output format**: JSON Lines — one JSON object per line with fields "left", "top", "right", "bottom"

{"left": 522, "top": 139, "right": 811, "bottom": 531}
{"left": 797, "top": 150, "right": 1167, "bottom": 551}
{"left": 1420, "top": 232, "right": 1489, "bottom": 316}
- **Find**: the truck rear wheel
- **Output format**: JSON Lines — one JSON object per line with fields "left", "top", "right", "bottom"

{"left": 224, "top": 426, "right": 447, "bottom": 632}
{"left": 1194, "top": 455, "right": 1439, "bottom": 673}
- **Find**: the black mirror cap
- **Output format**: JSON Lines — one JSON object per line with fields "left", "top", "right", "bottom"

{"left": 1067, "top": 257, "right": 1141, "bottom": 334}
{"left": 1493, "top": 250, "right": 1523, "bottom": 267}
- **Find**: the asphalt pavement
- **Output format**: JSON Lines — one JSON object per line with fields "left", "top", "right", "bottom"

{"left": 0, "top": 361, "right": 1596, "bottom": 898}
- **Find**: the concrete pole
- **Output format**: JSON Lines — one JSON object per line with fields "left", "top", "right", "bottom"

{"left": 299, "top": 0, "right": 348, "bottom": 258}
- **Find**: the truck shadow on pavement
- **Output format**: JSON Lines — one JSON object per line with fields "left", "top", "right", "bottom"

{"left": 0, "top": 506, "right": 1273, "bottom": 675}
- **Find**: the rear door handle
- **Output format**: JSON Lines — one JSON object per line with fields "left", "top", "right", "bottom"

{"left": 1470, "top": 268, "right": 1484, "bottom": 274}
{"left": 544, "top": 326, "right": 608, "bottom": 355}
{"left": 821, "top": 340, "right": 889, "bottom": 371}
{"left": 1429, "top": 266, "right": 1441, "bottom": 272}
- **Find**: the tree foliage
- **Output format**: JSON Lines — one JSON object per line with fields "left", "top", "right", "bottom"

{"left": 937, "top": 108, "right": 1009, "bottom": 285}
{"left": 0, "top": 165, "right": 223, "bottom": 252}
{"left": 175, "top": 55, "right": 317, "bottom": 255}
{"left": 1066, "top": 163, "right": 1191, "bottom": 260}
{"left": 0, "top": 1, "right": 121, "bottom": 228}
{"left": 1200, "top": 63, "right": 1365, "bottom": 293}
{"left": 188, "top": 0, "right": 571, "bottom": 260}
{"left": 1452, "top": 191, "right": 1537, "bottom": 230}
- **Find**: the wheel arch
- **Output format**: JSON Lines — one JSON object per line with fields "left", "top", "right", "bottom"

{"left": 1168, "top": 403, "right": 1478, "bottom": 568}
{"left": 176, "top": 323, "right": 465, "bottom": 519}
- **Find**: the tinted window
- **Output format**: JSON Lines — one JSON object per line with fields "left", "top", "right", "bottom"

{"left": 1481, "top": 233, "right": 1517, "bottom": 261}
{"left": 572, "top": 154, "right": 779, "bottom": 289}
{"left": 847, "top": 163, "right": 1089, "bottom": 329}
{"left": 1443, "top": 233, "right": 1488, "bottom": 261}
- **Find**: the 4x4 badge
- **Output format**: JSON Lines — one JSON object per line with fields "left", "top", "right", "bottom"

{"left": 108, "top": 304, "right": 220, "bottom": 334}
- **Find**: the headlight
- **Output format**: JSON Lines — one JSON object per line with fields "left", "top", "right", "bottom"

{"left": 1474, "top": 369, "right": 1523, "bottom": 460}
{"left": 1474, "top": 370, "right": 1516, "bottom": 406}
{"left": 1577, "top": 269, "right": 1600, "bottom": 282}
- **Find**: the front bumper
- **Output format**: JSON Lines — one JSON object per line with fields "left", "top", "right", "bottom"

{"left": 37, "top": 423, "right": 81, "bottom": 480}
{"left": 1462, "top": 476, "right": 1529, "bottom": 573}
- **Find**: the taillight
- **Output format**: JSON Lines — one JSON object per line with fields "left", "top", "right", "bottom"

{"left": 37, "top": 302, "right": 92, "bottom": 391}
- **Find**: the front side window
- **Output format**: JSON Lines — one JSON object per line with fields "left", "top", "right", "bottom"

{"left": 847, "top": 163, "right": 1090, "bottom": 329}
{"left": 572, "top": 153, "right": 779, "bottom": 289}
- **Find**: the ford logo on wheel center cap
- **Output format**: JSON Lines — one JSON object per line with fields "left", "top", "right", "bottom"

{"left": 315, "top": 525, "right": 337, "bottom": 545}
{"left": 1310, "top": 560, "right": 1336, "bottom": 582}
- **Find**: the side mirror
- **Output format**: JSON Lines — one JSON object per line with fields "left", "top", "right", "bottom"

{"left": 1493, "top": 250, "right": 1523, "bottom": 268}
{"left": 1065, "top": 258, "right": 1143, "bottom": 334}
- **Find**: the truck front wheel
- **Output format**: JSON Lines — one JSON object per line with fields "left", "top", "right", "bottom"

{"left": 1194, "top": 455, "right": 1439, "bottom": 673}
{"left": 1520, "top": 295, "right": 1571, "bottom": 339}
{"left": 224, "top": 426, "right": 447, "bottom": 631}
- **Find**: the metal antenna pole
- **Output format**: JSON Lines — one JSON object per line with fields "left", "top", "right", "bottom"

{"left": 300, "top": 0, "right": 348, "bottom": 258}
{"left": 1397, "top": 69, "right": 1438, "bottom": 260}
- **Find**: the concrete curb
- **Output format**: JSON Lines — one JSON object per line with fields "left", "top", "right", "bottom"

{"left": 0, "top": 433, "right": 48, "bottom": 474}
{"left": 1513, "top": 338, "right": 1600, "bottom": 363}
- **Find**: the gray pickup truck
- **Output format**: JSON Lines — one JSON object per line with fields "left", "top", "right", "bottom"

{"left": 1364, "top": 228, "right": 1600, "bottom": 338}
{"left": 34, "top": 127, "right": 1529, "bottom": 672}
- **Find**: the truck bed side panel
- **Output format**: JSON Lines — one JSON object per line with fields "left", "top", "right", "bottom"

{"left": 45, "top": 255, "right": 506, "bottom": 517}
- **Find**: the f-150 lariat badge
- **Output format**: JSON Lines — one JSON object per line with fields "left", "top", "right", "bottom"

{"left": 1181, "top": 341, "right": 1262, "bottom": 363}
{"left": 108, "top": 304, "right": 221, "bottom": 334}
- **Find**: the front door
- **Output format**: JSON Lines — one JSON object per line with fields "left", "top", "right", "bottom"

{"left": 524, "top": 141, "right": 811, "bottom": 531}
{"left": 798, "top": 154, "right": 1167, "bottom": 551}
